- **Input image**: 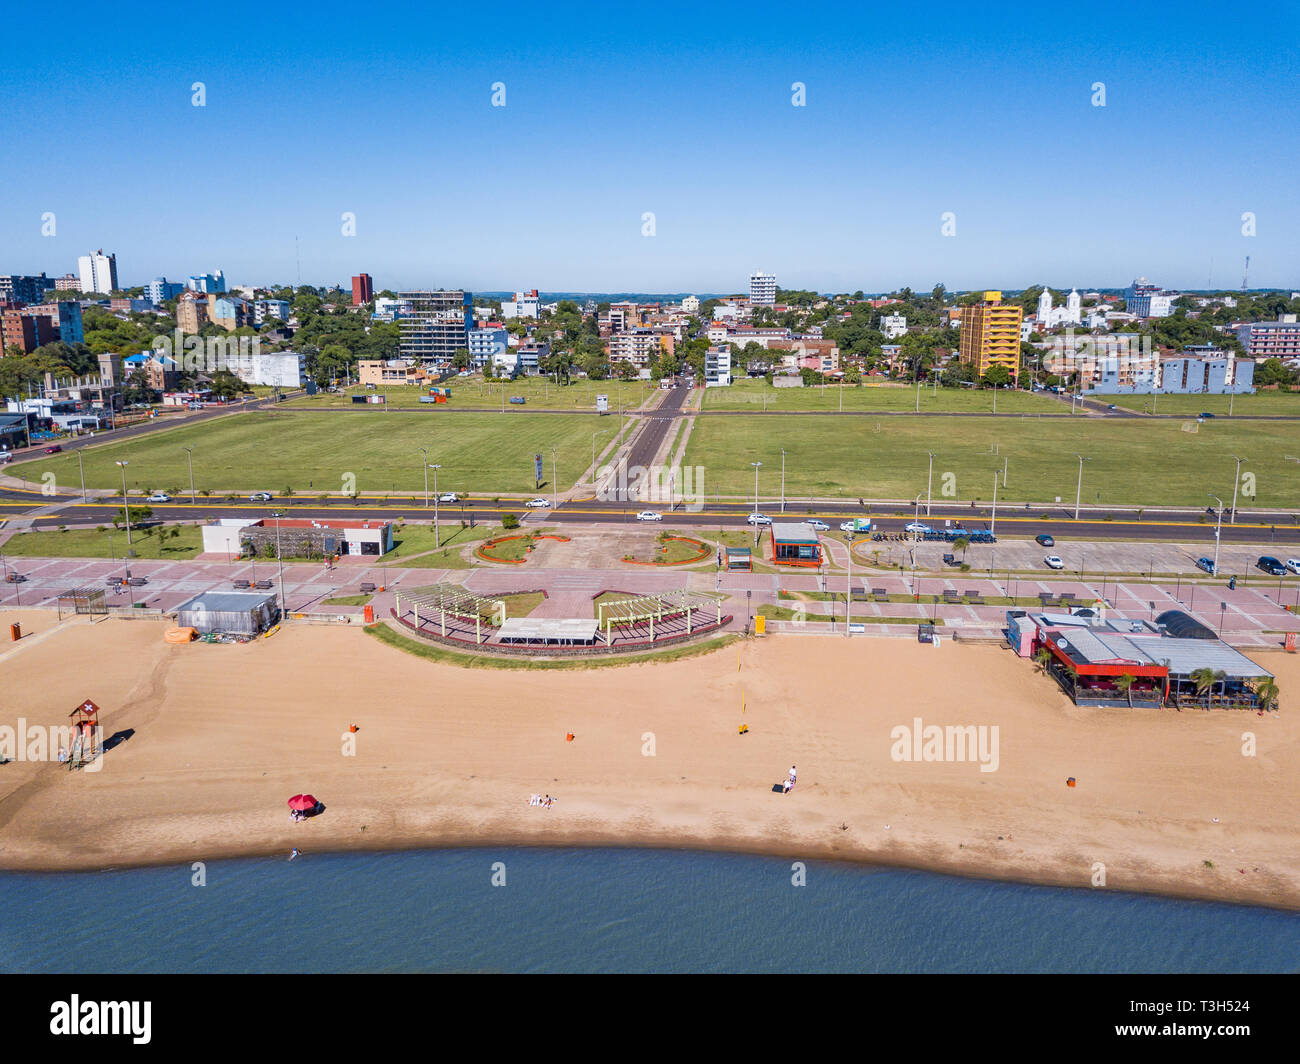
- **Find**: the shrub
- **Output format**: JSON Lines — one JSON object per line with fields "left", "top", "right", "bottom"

{"left": 501, "top": 513, "right": 520, "bottom": 530}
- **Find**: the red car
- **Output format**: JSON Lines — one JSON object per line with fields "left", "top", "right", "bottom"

{"left": 43, "top": 445, "right": 63, "bottom": 454}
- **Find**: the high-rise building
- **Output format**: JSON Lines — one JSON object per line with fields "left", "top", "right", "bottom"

{"left": 187, "top": 270, "right": 226, "bottom": 294}
{"left": 177, "top": 290, "right": 209, "bottom": 333}
{"left": 78, "top": 250, "right": 118, "bottom": 294}
{"left": 1235, "top": 316, "right": 1300, "bottom": 361}
{"left": 351, "top": 273, "right": 374, "bottom": 306}
{"left": 500, "top": 290, "right": 540, "bottom": 319}
{"left": 958, "top": 291, "right": 1023, "bottom": 383}
{"left": 1124, "top": 277, "right": 1176, "bottom": 318}
{"left": 52, "top": 273, "right": 79, "bottom": 291}
{"left": 397, "top": 290, "right": 473, "bottom": 367}
{"left": 144, "top": 277, "right": 185, "bottom": 305}
{"left": 25, "top": 301, "right": 84, "bottom": 344}
{"left": 749, "top": 271, "right": 776, "bottom": 306}
{"left": 0, "top": 274, "right": 54, "bottom": 305}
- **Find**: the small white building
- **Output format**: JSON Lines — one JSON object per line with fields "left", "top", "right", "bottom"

{"left": 704, "top": 346, "right": 732, "bottom": 387}
{"left": 880, "top": 313, "right": 908, "bottom": 339}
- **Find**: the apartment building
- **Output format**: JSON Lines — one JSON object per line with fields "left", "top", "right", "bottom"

{"left": 0, "top": 304, "right": 58, "bottom": 353}
{"left": 358, "top": 359, "right": 430, "bottom": 387}
{"left": 1124, "top": 277, "right": 1176, "bottom": 318}
{"left": 468, "top": 324, "right": 509, "bottom": 369}
{"left": 880, "top": 313, "right": 908, "bottom": 339}
{"left": 77, "top": 250, "right": 118, "bottom": 294}
{"left": 253, "top": 299, "right": 291, "bottom": 325}
{"left": 704, "top": 346, "right": 732, "bottom": 386}
{"left": 958, "top": 291, "right": 1023, "bottom": 382}
{"left": 177, "top": 291, "right": 209, "bottom": 333}
{"left": 187, "top": 270, "right": 227, "bottom": 294}
{"left": 351, "top": 273, "right": 373, "bottom": 306}
{"left": 144, "top": 277, "right": 185, "bottom": 305}
{"left": 749, "top": 271, "right": 776, "bottom": 306}
{"left": 500, "top": 290, "right": 540, "bottom": 319}
{"left": 209, "top": 295, "right": 253, "bottom": 332}
{"left": 397, "top": 290, "right": 473, "bottom": 368}
{"left": 606, "top": 329, "right": 672, "bottom": 372}
{"left": 21, "top": 301, "right": 83, "bottom": 344}
{"left": 0, "top": 274, "right": 54, "bottom": 305}
{"left": 1235, "top": 316, "right": 1300, "bottom": 362}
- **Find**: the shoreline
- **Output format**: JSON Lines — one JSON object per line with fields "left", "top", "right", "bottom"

{"left": 2, "top": 611, "right": 1298, "bottom": 914}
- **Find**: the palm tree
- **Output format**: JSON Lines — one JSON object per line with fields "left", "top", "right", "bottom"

{"left": 953, "top": 535, "right": 970, "bottom": 562}
{"left": 1190, "top": 667, "right": 1216, "bottom": 709}
{"left": 1115, "top": 673, "right": 1136, "bottom": 707}
{"left": 1254, "top": 679, "right": 1279, "bottom": 712}
{"left": 1034, "top": 647, "right": 1053, "bottom": 676}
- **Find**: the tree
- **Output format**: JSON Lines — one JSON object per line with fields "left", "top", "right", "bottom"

{"left": 982, "top": 364, "right": 1012, "bottom": 388}
{"left": 952, "top": 535, "right": 970, "bottom": 561}
{"left": 1190, "top": 667, "right": 1216, "bottom": 708}
{"left": 1034, "top": 648, "right": 1053, "bottom": 676}
{"left": 1254, "top": 679, "right": 1279, "bottom": 712}
{"left": 1115, "top": 673, "right": 1136, "bottom": 707}
{"left": 113, "top": 505, "right": 153, "bottom": 531}
{"left": 452, "top": 347, "right": 470, "bottom": 371}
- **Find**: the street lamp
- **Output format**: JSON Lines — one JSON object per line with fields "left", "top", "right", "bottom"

{"left": 116, "top": 460, "right": 132, "bottom": 547}
{"left": 780, "top": 449, "right": 786, "bottom": 514}
{"left": 430, "top": 464, "right": 442, "bottom": 548}
{"left": 419, "top": 448, "right": 429, "bottom": 507}
{"left": 926, "top": 452, "right": 937, "bottom": 517}
{"left": 551, "top": 450, "right": 557, "bottom": 509}
{"left": 751, "top": 461, "right": 763, "bottom": 545}
{"left": 1230, "top": 455, "right": 1248, "bottom": 524}
{"left": 1073, "top": 454, "right": 1090, "bottom": 521}
{"left": 990, "top": 471, "right": 998, "bottom": 537}
{"left": 1208, "top": 493, "right": 1224, "bottom": 578}
{"left": 76, "top": 450, "right": 86, "bottom": 503}
{"left": 184, "top": 446, "right": 195, "bottom": 504}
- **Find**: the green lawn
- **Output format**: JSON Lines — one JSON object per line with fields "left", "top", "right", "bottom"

{"left": 702, "top": 380, "right": 1062, "bottom": 414}
{"left": 683, "top": 414, "right": 1300, "bottom": 509}
{"left": 388, "top": 522, "right": 498, "bottom": 569}
{"left": 1101, "top": 392, "right": 1300, "bottom": 417}
{"left": 0, "top": 524, "right": 204, "bottom": 559}
{"left": 283, "top": 376, "right": 658, "bottom": 413}
{"left": 9, "top": 412, "right": 623, "bottom": 496}
{"left": 324, "top": 593, "right": 373, "bottom": 606}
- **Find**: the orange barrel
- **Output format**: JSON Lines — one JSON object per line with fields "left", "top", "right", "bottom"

{"left": 363, "top": 605, "right": 374, "bottom": 624}
{"left": 9, "top": 622, "right": 20, "bottom": 641}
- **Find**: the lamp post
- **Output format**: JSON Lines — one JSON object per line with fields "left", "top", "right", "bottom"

{"left": 913, "top": 492, "right": 923, "bottom": 528}
{"left": 116, "top": 460, "right": 132, "bottom": 547}
{"left": 1209, "top": 494, "right": 1224, "bottom": 579}
{"left": 751, "top": 461, "right": 762, "bottom": 545}
{"left": 551, "top": 450, "right": 557, "bottom": 509}
{"left": 185, "top": 446, "right": 195, "bottom": 504}
{"left": 1073, "top": 454, "right": 1089, "bottom": 521}
{"left": 76, "top": 450, "right": 86, "bottom": 503}
{"left": 780, "top": 449, "right": 786, "bottom": 514}
{"left": 419, "top": 448, "right": 429, "bottom": 507}
{"left": 926, "top": 452, "right": 936, "bottom": 517}
{"left": 1230, "top": 455, "right": 1248, "bottom": 524}
{"left": 430, "top": 464, "right": 442, "bottom": 548}
{"left": 990, "top": 472, "right": 998, "bottom": 537}
{"left": 275, "top": 517, "right": 286, "bottom": 618}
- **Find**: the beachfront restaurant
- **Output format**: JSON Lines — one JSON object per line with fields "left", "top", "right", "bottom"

{"left": 770, "top": 523, "right": 822, "bottom": 567}
{"left": 1030, "top": 612, "right": 1274, "bottom": 709}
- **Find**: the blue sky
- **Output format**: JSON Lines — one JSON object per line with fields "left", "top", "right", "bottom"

{"left": 2, "top": 0, "right": 1297, "bottom": 294}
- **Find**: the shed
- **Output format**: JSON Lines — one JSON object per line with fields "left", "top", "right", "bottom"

{"left": 174, "top": 591, "right": 280, "bottom": 635}
{"left": 771, "top": 522, "right": 822, "bottom": 566}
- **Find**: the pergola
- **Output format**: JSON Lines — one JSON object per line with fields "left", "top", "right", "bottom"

{"left": 56, "top": 586, "right": 107, "bottom": 620}
{"left": 395, "top": 584, "right": 507, "bottom": 645}
{"left": 596, "top": 590, "right": 723, "bottom": 645}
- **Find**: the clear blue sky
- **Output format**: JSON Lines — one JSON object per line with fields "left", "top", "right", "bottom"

{"left": 2, "top": 0, "right": 1296, "bottom": 294}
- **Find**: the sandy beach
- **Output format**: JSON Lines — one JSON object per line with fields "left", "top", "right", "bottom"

{"left": 1, "top": 610, "right": 1297, "bottom": 910}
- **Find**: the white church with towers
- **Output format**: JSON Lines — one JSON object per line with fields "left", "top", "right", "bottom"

{"left": 1036, "top": 287, "right": 1082, "bottom": 329}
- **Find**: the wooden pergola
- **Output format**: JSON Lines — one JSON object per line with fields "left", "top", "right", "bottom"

{"left": 395, "top": 584, "right": 506, "bottom": 645}
{"left": 596, "top": 591, "right": 722, "bottom": 645}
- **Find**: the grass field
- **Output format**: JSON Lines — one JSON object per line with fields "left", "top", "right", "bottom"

{"left": 702, "top": 380, "right": 1063, "bottom": 414}
{"left": 0, "top": 524, "right": 205, "bottom": 560}
{"left": 282, "top": 376, "right": 658, "bottom": 413}
{"left": 9, "top": 412, "right": 623, "bottom": 496}
{"left": 682, "top": 413, "right": 1300, "bottom": 509}
{"left": 1100, "top": 392, "right": 1300, "bottom": 417}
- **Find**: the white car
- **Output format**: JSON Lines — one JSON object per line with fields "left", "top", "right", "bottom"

{"left": 636, "top": 511, "right": 663, "bottom": 522}
{"left": 147, "top": 492, "right": 171, "bottom": 503}
{"left": 1285, "top": 558, "right": 1300, "bottom": 576}
{"left": 525, "top": 497, "right": 550, "bottom": 508}
{"left": 249, "top": 492, "right": 273, "bottom": 502}
{"left": 747, "top": 513, "right": 772, "bottom": 525}
{"left": 839, "top": 520, "right": 857, "bottom": 532}
{"left": 904, "top": 522, "right": 931, "bottom": 534}
{"left": 438, "top": 492, "right": 458, "bottom": 503}
{"left": 1044, "top": 555, "right": 1065, "bottom": 570}
{"left": 805, "top": 519, "right": 829, "bottom": 531}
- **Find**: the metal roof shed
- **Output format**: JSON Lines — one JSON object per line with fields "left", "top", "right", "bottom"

{"left": 175, "top": 591, "right": 280, "bottom": 635}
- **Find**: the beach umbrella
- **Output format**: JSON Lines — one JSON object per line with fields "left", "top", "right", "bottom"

{"left": 287, "top": 794, "right": 317, "bottom": 811}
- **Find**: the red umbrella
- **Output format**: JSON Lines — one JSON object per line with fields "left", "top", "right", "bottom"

{"left": 287, "top": 794, "right": 317, "bottom": 811}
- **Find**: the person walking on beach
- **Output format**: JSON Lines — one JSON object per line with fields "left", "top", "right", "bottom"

{"left": 290, "top": 847, "right": 301, "bottom": 861}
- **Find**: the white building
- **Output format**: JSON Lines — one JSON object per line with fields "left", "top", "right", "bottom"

{"left": 880, "top": 313, "right": 908, "bottom": 339}
{"left": 704, "top": 346, "right": 732, "bottom": 387}
{"left": 681, "top": 295, "right": 701, "bottom": 314}
{"left": 186, "top": 270, "right": 227, "bottom": 294}
{"left": 1036, "top": 288, "right": 1083, "bottom": 328}
{"left": 500, "top": 289, "right": 540, "bottom": 319}
{"left": 372, "top": 297, "right": 411, "bottom": 322}
{"left": 77, "top": 250, "right": 118, "bottom": 294}
{"left": 749, "top": 271, "right": 776, "bottom": 306}
{"left": 253, "top": 299, "right": 291, "bottom": 325}
{"left": 468, "top": 325, "right": 509, "bottom": 368}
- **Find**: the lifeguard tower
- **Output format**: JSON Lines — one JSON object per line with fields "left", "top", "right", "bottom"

{"left": 66, "top": 699, "right": 102, "bottom": 770}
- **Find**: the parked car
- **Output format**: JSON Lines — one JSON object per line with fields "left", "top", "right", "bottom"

{"left": 904, "top": 521, "right": 931, "bottom": 534}
{"left": 635, "top": 510, "right": 662, "bottom": 522}
{"left": 1195, "top": 556, "right": 1217, "bottom": 575}
{"left": 747, "top": 513, "right": 772, "bottom": 525}
{"left": 1044, "top": 555, "right": 1065, "bottom": 570}
{"left": 269, "top": 510, "right": 286, "bottom": 518}
{"left": 525, "top": 497, "right": 550, "bottom": 507}
{"left": 805, "top": 518, "right": 829, "bottom": 531}
{"left": 147, "top": 492, "right": 171, "bottom": 503}
{"left": 839, "top": 521, "right": 858, "bottom": 532}
{"left": 438, "top": 492, "right": 458, "bottom": 503}
{"left": 249, "top": 491, "right": 273, "bottom": 502}
{"left": 509, "top": 396, "right": 527, "bottom": 405}
{"left": 0, "top": 451, "right": 12, "bottom": 464}
{"left": 1286, "top": 558, "right": 1300, "bottom": 576}
{"left": 1107, "top": 404, "right": 1117, "bottom": 411}
{"left": 1199, "top": 411, "right": 1216, "bottom": 419}
{"left": 1035, "top": 533, "right": 1055, "bottom": 547}
{"left": 1256, "top": 556, "right": 1288, "bottom": 576}
{"left": 43, "top": 444, "right": 62, "bottom": 454}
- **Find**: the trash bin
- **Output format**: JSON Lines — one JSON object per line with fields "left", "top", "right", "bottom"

{"left": 363, "top": 605, "right": 374, "bottom": 624}
{"left": 9, "top": 623, "right": 20, "bottom": 641}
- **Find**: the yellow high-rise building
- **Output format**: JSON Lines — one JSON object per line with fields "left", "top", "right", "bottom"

{"left": 959, "top": 291, "right": 1022, "bottom": 383}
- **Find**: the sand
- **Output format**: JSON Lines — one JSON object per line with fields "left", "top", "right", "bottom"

{"left": 1, "top": 611, "right": 1298, "bottom": 910}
